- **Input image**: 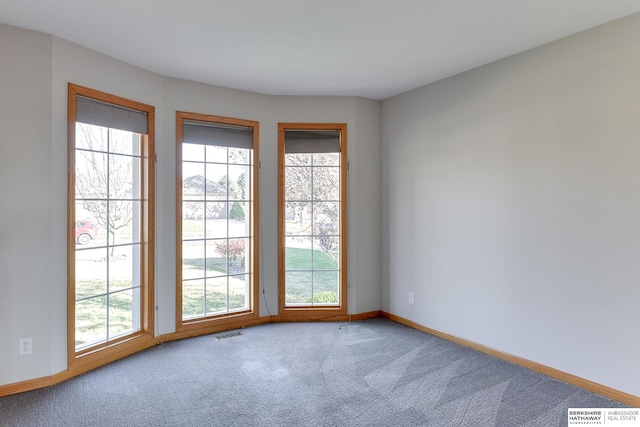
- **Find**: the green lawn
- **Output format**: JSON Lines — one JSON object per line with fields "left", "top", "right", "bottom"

{"left": 182, "top": 277, "right": 248, "bottom": 318}
{"left": 75, "top": 277, "right": 137, "bottom": 348}
{"left": 181, "top": 245, "right": 339, "bottom": 306}
{"left": 284, "top": 247, "right": 339, "bottom": 305}
{"left": 75, "top": 230, "right": 341, "bottom": 345}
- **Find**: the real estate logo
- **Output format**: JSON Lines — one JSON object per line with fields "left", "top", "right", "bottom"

{"left": 568, "top": 408, "right": 640, "bottom": 426}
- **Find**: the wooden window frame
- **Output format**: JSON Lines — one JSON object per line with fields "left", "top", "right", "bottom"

{"left": 67, "top": 83, "right": 156, "bottom": 373}
{"left": 277, "top": 123, "right": 348, "bottom": 319}
{"left": 176, "top": 111, "right": 260, "bottom": 334}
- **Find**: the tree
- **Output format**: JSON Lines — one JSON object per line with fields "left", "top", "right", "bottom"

{"left": 237, "top": 172, "right": 246, "bottom": 199}
{"left": 75, "top": 123, "right": 138, "bottom": 255}
{"left": 218, "top": 173, "right": 246, "bottom": 221}
{"left": 217, "top": 174, "right": 236, "bottom": 196}
{"left": 285, "top": 153, "right": 340, "bottom": 260}
{"left": 230, "top": 202, "right": 245, "bottom": 220}
{"left": 213, "top": 239, "right": 246, "bottom": 273}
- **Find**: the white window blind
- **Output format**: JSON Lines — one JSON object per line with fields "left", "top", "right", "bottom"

{"left": 76, "top": 96, "right": 148, "bottom": 134}
{"left": 284, "top": 130, "right": 340, "bottom": 153}
{"left": 183, "top": 120, "right": 253, "bottom": 149}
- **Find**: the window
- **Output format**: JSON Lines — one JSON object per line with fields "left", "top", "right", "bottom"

{"left": 176, "top": 112, "right": 259, "bottom": 331}
{"left": 68, "top": 84, "right": 155, "bottom": 367}
{"left": 278, "top": 123, "right": 347, "bottom": 317}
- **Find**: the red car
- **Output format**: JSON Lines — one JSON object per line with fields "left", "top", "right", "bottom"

{"left": 75, "top": 221, "right": 98, "bottom": 245}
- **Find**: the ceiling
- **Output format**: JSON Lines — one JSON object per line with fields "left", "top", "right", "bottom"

{"left": 1, "top": 1, "right": 640, "bottom": 100}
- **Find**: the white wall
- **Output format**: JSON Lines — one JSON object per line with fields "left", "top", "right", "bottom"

{"left": 268, "top": 95, "right": 382, "bottom": 314}
{"left": 0, "top": 23, "right": 382, "bottom": 386}
{"left": 382, "top": 13, "right": 640, "bottom": 396}
{"left": 50, "top": 35, "right": 167, "bottom": 381}
{"left": 0, "top": 24, "right": 54, "bottom": 384}
{"left": 351, "top": 97, "right": 382, "bottom": 314}
{"left": 156, "top": 78, "right": 272, "bottom": 334}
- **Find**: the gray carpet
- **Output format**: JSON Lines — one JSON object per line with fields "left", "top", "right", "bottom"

{"left": 0, "top": 318, "right": 628, "bottom": 426}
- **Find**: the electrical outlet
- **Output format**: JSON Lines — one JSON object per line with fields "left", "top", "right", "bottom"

{"left": 409, "top": 292, "right": 415, "bottom": 305}
{"left": 19, "top": 338, "right": 32, "bottom": 355}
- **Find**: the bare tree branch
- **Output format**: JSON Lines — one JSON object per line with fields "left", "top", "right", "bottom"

{"left": 75, "top": 123, "right": 137, "bottom": 255}
{"left": 285, "top": 153, "right": 340, "bottom": 261}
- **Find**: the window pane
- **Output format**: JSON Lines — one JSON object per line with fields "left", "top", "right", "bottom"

{"left": 285, "top": 166, "right": 312, "bottom": 201}
{"left": 227, "top": 238, "right": 248, "bottom": 275}
{"left": 76, "top": 295, "right": 107, "bottom": 348}
{"left": 76, "top": 248, "right": 108, "bottom": 299}
{"left": 183, "top": 240, "right": 205, "bottom": 280}
{"left": 285, "top": 271, "right": 312, "bottom": 305}
{"left": 183, "top": 202, "right": 204, "bottom": 240}
{"left": 109, "top": 200, "right": 140, "bottom": 245}
{"left": 313, "top": 152, "right": 339, "bottom": 166}
{"left": 229, "top": 274, "right": 249, "bottom": 311}
{"left": 109, "top": 289, "right": 135, "bottom": 338}
{"left": 206, "top": 145, "right": 227, "bottom": 163}
{"left": 74, "top": 213, "right": 102, "bottom": 247}
{"left": 206, "top": 276, "right": 228, "bottom": 315}
{"left": 313, "top": 202, "right": 339, "bottom": 235}
{"left": 285, "top": 202, "right": 312, "bottom": 236}
{"left": 312, "top": 271, "right": 339, "bottom": 304}
{"left": 182, "top": 279, "right": 205, "bottom": 318}
{"left": 228, "top": 165, "right": 249, "bottom": 201}
{"left": 76, "top": 150, "right": 108, "bottom": 199}
{"left": 109, "top": 154, "right": 140, "bottom": 200}
{"left": 182, "top": 162, "right": 205, "bottom": 200}
{"left": 205, "top": 163, "right": 227, "bottom": 200}
{"left": 206, "top": 202, "right": 228, "bottom": 238}
{"left": 312, "top": 167, "right": 339, "bottom": 201}
{"left": 183, "top": 143, "right": 204, "bottom": 162}
{"left": 76, "top": 123, "right": 108, "bottom": 152}
{"left": 206, "top": 240, "right": 228, "bottom": 276}
{"left": 286, "top": 153, "right": 311, "bottom": 166}
{"left": 313, "top": 237, "right": 339, "bottom": 270}
{"left": 229, "top": 202, "right": 249, "bottom": 238}
{"left": 109, "top": 245, "right": 139, "bottom": 292}
{"left": 285, "top": 238, "right": 312, "bottom": 270}
{"left": 229, "top": 147, "right": 250, "bottom": 165}
{"left": 109, "top": 128, "right": 140, "bottom": 156}
{"left": 77, "top": 202, "right": 108, "bottom": 250}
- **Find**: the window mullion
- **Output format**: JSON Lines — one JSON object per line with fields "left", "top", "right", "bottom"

{"left": 310, "top": 155, "right": 315, "bottom": 306}
{"left": 106, "top": 129, "right": 111, "bottom": 341}
{"left": 203, "top": 146, "right": 207, "bottom": 317}
{"left": 226, "top": 151, "right": 230, "bottom": 313}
